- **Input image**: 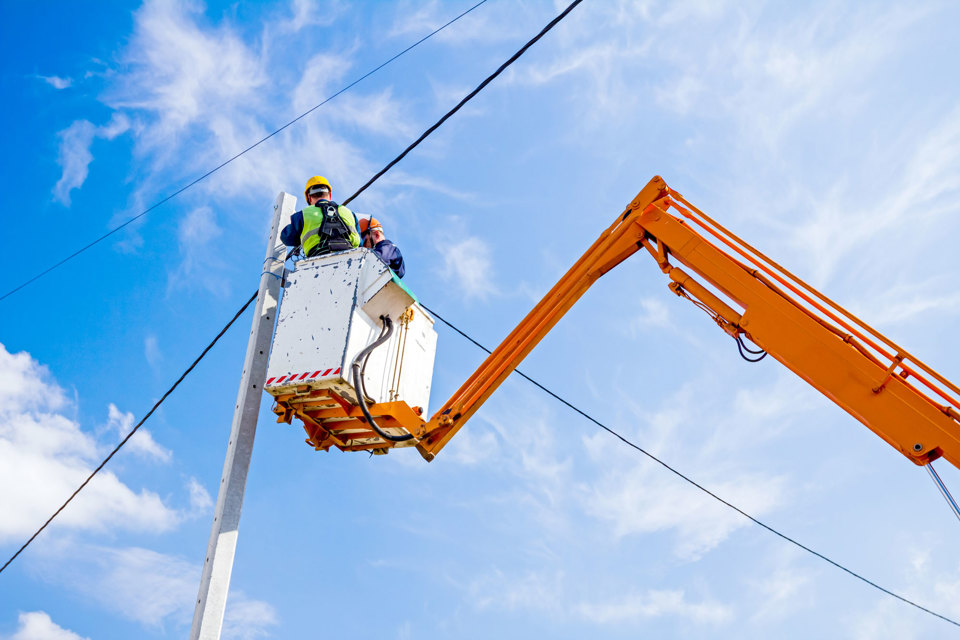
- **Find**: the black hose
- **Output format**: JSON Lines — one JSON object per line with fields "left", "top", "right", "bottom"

{"left": 351, "top": 315, "right": 415, "bottom": 442}
{"left": 358, "top": 320, "right": 389, "bottom": 403}
{"left": 736, "top": 335, "right": 768, "bottom": 362}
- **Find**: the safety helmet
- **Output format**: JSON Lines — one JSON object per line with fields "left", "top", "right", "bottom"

{"left": 304, "top": 175, "right": 332, "bottom": 201}
{"left": 358, "top": 216, "right": 383, "bottom": 236}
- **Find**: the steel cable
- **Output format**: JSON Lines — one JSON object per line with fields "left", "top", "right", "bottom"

{"left": 0, "top": 0, "right": 491, "bottom": 303}
{"left": 0, "top": 290, "right": 258, "bottom": 575}
{"left": 419, "top": 303, "right": 960, "bottom": 630}
{"left": 0, "top": 0, "right": 584, "bottom": 572}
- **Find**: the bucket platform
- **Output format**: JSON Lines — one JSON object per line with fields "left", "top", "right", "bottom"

{"left": 265, "top": 248, "right": 437, "bottom": 455}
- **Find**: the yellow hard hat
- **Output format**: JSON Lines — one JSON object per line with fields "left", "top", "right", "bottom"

{"left": 304, "top": 175, "right": 332, "bottom": 201}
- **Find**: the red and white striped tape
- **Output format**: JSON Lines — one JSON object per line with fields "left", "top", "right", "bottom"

{"left": 266, "top": 367, "right": 341, "bottom": 386}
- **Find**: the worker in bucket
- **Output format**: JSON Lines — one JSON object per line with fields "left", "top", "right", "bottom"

{"left": 281, "top": 175, "right": 361, "bottom": 257}
{"left": 359, "top": 216, "right": 405, "bottom": 278}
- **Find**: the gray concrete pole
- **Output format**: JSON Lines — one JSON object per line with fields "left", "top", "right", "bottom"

{"left": 189, "top": 192, "right": 296, "bottom": 640}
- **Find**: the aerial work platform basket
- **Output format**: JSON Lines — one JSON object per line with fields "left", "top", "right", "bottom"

{"left": 265, "top": 248, "right": 437, "bottom": 454}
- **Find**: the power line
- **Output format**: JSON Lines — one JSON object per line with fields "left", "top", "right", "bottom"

{"left": 343, "top": 0, "right": 586, "bottom": 206}
{"left": 0, "top": 0, "right": 490, "bottom": 304}
{"left": 420, "top": 303, "right": 960, "bottom": 630}
{"left": 0, "top": 290, "right": 258, "bottom": 576}
{"left": 0, "top": 0, "right": 584, "bottom": 574}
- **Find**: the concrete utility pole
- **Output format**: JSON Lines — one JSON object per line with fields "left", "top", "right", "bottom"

{"left": 189, "top": 192, "right": 295, "bottom": 640}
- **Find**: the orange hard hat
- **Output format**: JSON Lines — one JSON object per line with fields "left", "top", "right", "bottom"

{"left": 358, "top": 217, "right": 383, "bottom": 235}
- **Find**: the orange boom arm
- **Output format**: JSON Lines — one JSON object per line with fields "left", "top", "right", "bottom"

{"left": 416, "top": 176, "right": 960, "bottom": 468}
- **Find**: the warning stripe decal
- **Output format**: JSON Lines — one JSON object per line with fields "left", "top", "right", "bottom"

{"left": 266, "top": 367, "right": 340, "bottom": 386}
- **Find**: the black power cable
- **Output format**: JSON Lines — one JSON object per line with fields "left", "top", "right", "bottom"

{"left": 343, "top": 0, "right": 586, "bottom": 207}
{"left": 419, "top": 303, "right": 960, "bottom": 630}
{"left": 0, "top": 290, "right": 258, "bottom": 576}
{"left": 0, "top": 0, "right": 491, "bottom": 304}
{"left": 352, "top": 315, "right": 414, "bottom": 442}
{"left": 0, "top": 0, "right": 585, "bottom": 573}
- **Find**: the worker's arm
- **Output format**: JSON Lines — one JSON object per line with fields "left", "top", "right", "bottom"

{"left": 416, "top": 176, "right": 960, "bottom": 469}
{"left": 280, "top": 211, "right": 304, "bottom": 247}
{"left": 373, "top": 240, "right": 405, "bottom": 278}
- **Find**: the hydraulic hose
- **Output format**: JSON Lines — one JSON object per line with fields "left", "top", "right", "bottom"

{"left": 351, "top": 315, "right": 415, "bottom": 442}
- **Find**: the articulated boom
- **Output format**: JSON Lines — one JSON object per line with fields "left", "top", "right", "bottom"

{"left": 272, "top": 176, "right": 960, "bottom": 468}
{"left": 414, "top": 176, "right": 960, "bottom": 467}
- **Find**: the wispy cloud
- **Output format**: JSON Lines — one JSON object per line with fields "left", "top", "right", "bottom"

{"left": 32, "top": 541, "right": 277, "bottom": 635}
{"left": 53, "top": 121, "right": 95, "bottom": 206}
{"left": 790, "top": 104, "right": 960, "bottom": 286}
{"left": 576, "top": 589, "right": 732, "bottom": 624}
{"left": 433, "top": 218, "right": 497, "bottom": 302}
{"left": 105, "top": 403, "right": 172, "bottom": 463}
{"left": 39, "top": 75, "right": 73, "bottom": 90}
{"left": 144, "top": 334, "right": 162, "bottom": 368}
{"left": 36, "top": 543, "right": 196, "bottom": 628}
{"left": 171, "top": 205, "right": 229, "bottom": 295}
{"left": 53, "top": 114, "right": 130, "bottom": 205}
{"left": 221, "top": 592, "right": 280, "bottom": 640}
{"left": 187, "top": 477, "right": 213, "bottom": 513}
{"left": 467, "top": 567, "right": 731, "bottom": 625}
{"left": 386, "top": 0, "right": 531, "bottom": 45}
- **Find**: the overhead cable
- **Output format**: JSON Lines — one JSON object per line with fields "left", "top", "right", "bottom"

{"left": 0, "top": 290, "right": 258, "bottom": 576}
{"left": 419, "top": 303, "right": 960, "bottom": 630}
{"left": 0, "top": 0, "right": 490, "bottom": 303}
{"left": 0, "top": 0, "right": 584, "bottom": 573}
{"left": 343, "top": 0, "right": 586, "bottom": 206}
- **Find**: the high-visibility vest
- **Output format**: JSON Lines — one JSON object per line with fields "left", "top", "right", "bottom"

{"left": 300, "top": 201, "right": 360, "bottom": 256}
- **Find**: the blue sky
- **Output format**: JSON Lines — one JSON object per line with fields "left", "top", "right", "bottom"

{"left": 2, "top": 0, "right": 960, "bottom": 638}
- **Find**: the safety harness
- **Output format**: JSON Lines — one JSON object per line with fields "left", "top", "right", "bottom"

{"left": 300, "top": 201, "right": 355, "bottom": 257}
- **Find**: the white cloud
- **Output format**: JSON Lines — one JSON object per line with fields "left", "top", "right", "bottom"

{"left": 628, "top": 297, "right": 671, "bottom": 333}
{"left": 106, "top": 403, "right": 172, "bottom": 463}
{"left": 272, "top": 0, "right": 340, "bottom": 34}
{"left": 222, "top": 593, "right": 280, "bottom": 640}
{"left": 39, "top": 544, "right": 196, "bottom": 627}
{"left": 469, "top": 568, "right": 563, "bottom": 614}
{"left": 578, "top": 381, "right": 788, "bottom": 560}
{"left": 386, "top": 0, "right": 529, "bottom": 45}
{"left": 790, "top": 104, "right": 960, "bottom": 286}
{"left": 747, "top": 559, "right": 816, "bottom": 624}
{"left": 171, "top": 205, "right": 230, "bottom": 295}
{"left": 86, "top": 0, "right": 428, "bottom": 271}
{"left": 5, "top": 611, "right": 89, "bottom": 640}
{"left": 187, "top": 477, "right": 213, "bottom": 512}
{"left": 435, "top": 231, "right": 497, "bottom": 302}
{"left": 467, "top": 568, "right": 731, "bottom": 626}
{"left": 144, "top": 334, "right": 162, "bottom": 368}
{"left": 53, "top": 121, "right": 96, "bottom": 206}
{"left": 40, "top": 75, "right": 73, "bottom": 90}
{"left": 576, "top": 589, "right": 732, "bottom": 624}
{"left": 290, "top": 52, "right": 352, "bottom": 113}
{"left": 0, "top": 343, "right": 180, "bottom": 544}
{"left": 110, "top": 0, "right": 267, "bottom": 146}
{"left": 442, "top": 425, "right": 500, "bottom": 466}
{"left": 33, "top": 542, "right": 277, "bottom": 635}
{"left": 582, "top": 461, "right": 782, "bottom": 560}
{"left": 53, "top": 114, "right": 131, "bottom": 205}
